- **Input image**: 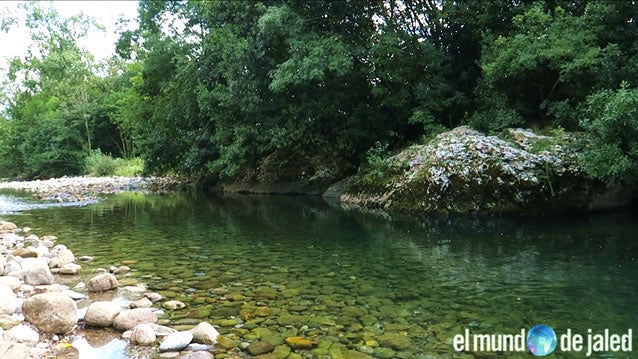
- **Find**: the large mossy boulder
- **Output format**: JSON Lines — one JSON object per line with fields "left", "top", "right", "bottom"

{"left": 327, "top": 127, "right": 632, "bottom": 215}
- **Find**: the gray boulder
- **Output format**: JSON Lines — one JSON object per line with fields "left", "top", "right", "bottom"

{"left": 22, "top": 292, "right": 77, "bottom": 334}
{"left": 20, "top": 258, "right": 54, "bottom": 285}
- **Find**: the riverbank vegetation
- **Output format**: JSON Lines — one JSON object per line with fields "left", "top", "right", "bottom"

{"left": 1, "top": 1, "right": 637, "bottom": 189}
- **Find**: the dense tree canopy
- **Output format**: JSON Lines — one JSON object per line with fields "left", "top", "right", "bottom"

{"left": 1, "top": 0, "right": 637, "bottom": 185}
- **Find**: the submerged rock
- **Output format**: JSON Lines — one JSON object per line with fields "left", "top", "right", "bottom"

{"left": 246, "top": 340, "right": 274, "bottom": 355}
{"left": 328, "top": 126, "right": 633, "bottom": 215}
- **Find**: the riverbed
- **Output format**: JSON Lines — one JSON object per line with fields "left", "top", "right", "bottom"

{"left": 1, "top": 190, "right": 637, "bottom": 358}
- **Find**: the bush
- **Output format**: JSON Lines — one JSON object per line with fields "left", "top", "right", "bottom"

{"left": 114, "top": 157, "right": 144, "bottom": 177}
{"left": 84, "top": 150, "right": 118, "bottom": 176}
{"left": 84, "top": 150, "right": 144, "bottom": 177}
{"left": 580, "top": 82, "right": 638, "bottom": 181}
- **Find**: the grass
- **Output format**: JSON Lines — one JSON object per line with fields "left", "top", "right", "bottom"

{"left": 84, "top": 150, "right": 144, "bottom": 177}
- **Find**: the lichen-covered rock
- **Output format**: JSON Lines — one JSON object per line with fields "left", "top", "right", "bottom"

{"left": 329, "top": 126, "right": 632, "bottom": 215}
{"left": 22, "top": 292, "right": 77, "bottom": 334}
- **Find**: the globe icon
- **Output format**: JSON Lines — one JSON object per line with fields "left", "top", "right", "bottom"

{"left": 527, "top": 324, "right": 557, "bottom": 356}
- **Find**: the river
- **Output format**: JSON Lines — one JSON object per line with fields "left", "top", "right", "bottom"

{"left": 1, "top": 191, "right": 637, "bottom": 358}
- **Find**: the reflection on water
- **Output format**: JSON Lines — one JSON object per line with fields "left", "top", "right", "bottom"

{"left": 0, "top": 192, "right": 97, "bottom": 214}
{"left": 1, "top": 191, "right": 637, "bottom": 358}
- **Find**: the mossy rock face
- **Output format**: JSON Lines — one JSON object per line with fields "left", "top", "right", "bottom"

{"left": 328, "top": 126, "right": 633, "bottom": 216}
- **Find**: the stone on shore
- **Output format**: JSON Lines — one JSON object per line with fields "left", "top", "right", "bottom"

{"left": 0, "top": 341, "right": 37, "bottom": 359}
{"left": 130, "top": 323, "right": 157, "bottom": 345}
{"left": 0, "top": 277, "right": 21, "bottom": 291}
{"left": 0, "top": 285, "right": 18, "bottom": 315}
{"left": 0, "top": 314, "right": 23, "bottom": 330}
{"left": 148, "top": 323, "right": 178, "bottom": 337}
{"left": 159, "top": 331, "right": 193, "bottom": 352}
{"left": 11, "top": 248, "right": 38, "bottom": 258}
{"left": 189, "top": 322, "right": 219, "bottom": 345}
{"left": 113, "top": 308, "right": 158, "bottom": 331}
{"left": 0, "top": 221, "right": 18, "bottom": 232}
{"left": 48, "top": 249, "right": 75, "bottom": 268}
{"left": 20, "top": 258, "right": 55, "bottom": 286}
{"left": 88, "top": 273, "right": 118, "bottom": 292}
{"left": 144, "top": 292, "right": 163, "bottom": 303}
{"left": 6, "top": 324, "right": 39, "bottom": 343}
{"left": 22, "top": 292, "right": 77, "bottom": 334}
{"left": 163, "top": 300, "right": 186, "bottom": 310}
{"left": 180, "top": 352, "right": 214, "bottom": 359}
{"left": 84, "top": 301, "right": 122, "bottom": 328}
{"left": 130, "top": 297, "right": 153, "bottom": 309}
{"left": 0, "top": 255, "right": 6, "bottom": 275}
{"left": 58, "top": 263, "right": 82, "bottom": 275}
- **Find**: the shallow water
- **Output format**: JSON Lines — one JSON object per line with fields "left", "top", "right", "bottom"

{"left": 1, "top": 191, "right": 637, "bottom": 358}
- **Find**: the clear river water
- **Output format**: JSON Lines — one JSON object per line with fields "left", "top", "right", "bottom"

{"left": 1, "top": 191, "right": 637, "bottom": 359}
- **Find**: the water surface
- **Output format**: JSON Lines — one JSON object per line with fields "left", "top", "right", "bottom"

{"left": 1, "top": 191, "right": 636, "bottom": 358}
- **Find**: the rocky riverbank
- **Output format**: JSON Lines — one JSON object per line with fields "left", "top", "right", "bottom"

{"left": 0, "top": 176, "right": 187, "bottom": 203}
{"left": 0, "top": 220, "right": 229, "bottom": 359}
{"left": 325, "top": 126, "right": 635, "bottom": 216}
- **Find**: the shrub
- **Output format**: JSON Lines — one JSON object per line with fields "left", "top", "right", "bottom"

{"left": 84, "top": 150, "right": 118, "bottom": 176}
{"left": 580, "top": 82, "right": 638, "bottom": 181}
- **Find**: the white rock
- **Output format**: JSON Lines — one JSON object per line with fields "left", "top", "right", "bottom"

{"left": 130, "top": 323, "right": 156, "bottom": 345}
{"left": 130, "top": 297, "right": 153, "bottom": 309}
{"left": 189, "top": 322, "right": 219, "bottom": 345}
{"left": 159, "top": 331, "right": 193, "bottom": 352}
{"left": 0, "top": 276, "right": 21, "bottom": 291}
{"left": 6, "top": 324, "right": 39, "bottom": 343}
{"left": 59, "top": 263, "right": 82, "bottom": 275}
{"left": 62, "top": 289, "right": 86, "bottom": 300}
{"left": 0, "top": 285, "right": 18, "bottom": 315}
{"left": 87, "top": 273, "right": 118, "bottom": 292}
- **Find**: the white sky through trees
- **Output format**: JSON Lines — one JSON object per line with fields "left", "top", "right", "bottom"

{"left": 0, "top": 1, "right": 139, "bottom": 64}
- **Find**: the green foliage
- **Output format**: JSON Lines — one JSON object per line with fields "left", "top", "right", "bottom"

{"left": 3, "top": 0, "right": 638, "bottom": 192}
{"left": 358, "top": 141, "right": 396, "bottom": 192}
{"left": 476, "top": 3, "right": 620, "bottom": 128}
{"left": 580, "top": 82, "right": 638, "bottom": 180}
{"left": 84, "top": 150, "right": 118, "bottom": 176}
{"left": 84, "top": 150, "right": 144, "bottom": 177}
